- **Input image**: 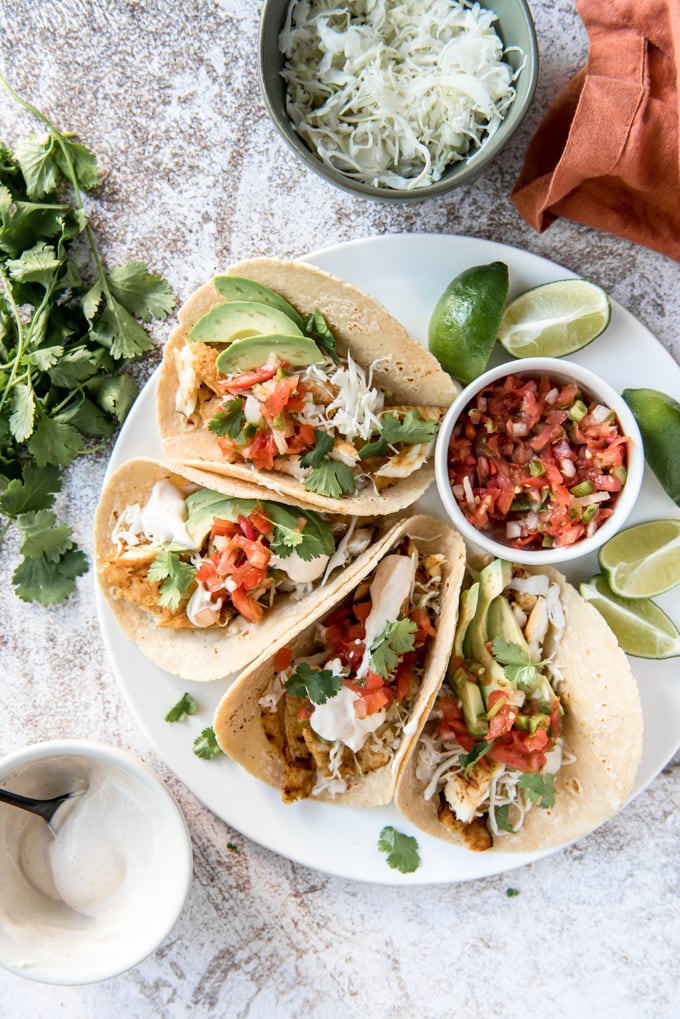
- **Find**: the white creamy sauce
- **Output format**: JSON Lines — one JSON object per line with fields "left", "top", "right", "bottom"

{"left": 310, "top": 682, "right": 386, "bottom": 753}
{"left": 140, "top": 481, "right": 195, "bottom": 549}
{"left": 270, "top": 549, "right": 330, "bottom": 584}
{"left": 0, "top": 757, "right": 182, "bottom": 976}
{"left": 185, "top": 580, "right": 222, "bottom": 627}
{"left": 356, "top": 554, "right": 416, "bottom": 679}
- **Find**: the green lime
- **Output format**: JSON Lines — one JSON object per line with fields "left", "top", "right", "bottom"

{"left": 622, "top": 388, "right": 680, "bottom": 505}
{"left": 579, "top": 574, "right": 680, "bottom": 659}
{"left": 428, "top": 261, "right": 509, "bottom": 385}
{"left": 599, "top": 519, "right": 680, "bottom": 598}
{"left": 497, "top": 279, "right": 611, "bottom": 358}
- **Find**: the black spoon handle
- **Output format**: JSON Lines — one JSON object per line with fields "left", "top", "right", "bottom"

{"left": 0, "top": 787, "right": 74, "bottom": 823}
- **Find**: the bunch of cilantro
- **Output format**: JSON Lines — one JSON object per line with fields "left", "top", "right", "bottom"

{"left": 0, "top": 77, "right": 175, "bottom": 605}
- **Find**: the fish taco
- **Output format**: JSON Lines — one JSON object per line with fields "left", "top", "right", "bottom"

{"left": 157, "top": 257, "right": 458, "bottom": 514}
{"left": 213, "top": 515, "right": 465, "bottom": 806}
{"left": 394, "top": 558, "right": 643, "bottom": 852}
{"left": 94, "top": 457, "right": 399, "bottom": 681}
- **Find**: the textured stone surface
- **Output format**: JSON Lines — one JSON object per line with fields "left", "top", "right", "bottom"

{"left": 1, "top": 1, "right": 679, "bottom": 1015}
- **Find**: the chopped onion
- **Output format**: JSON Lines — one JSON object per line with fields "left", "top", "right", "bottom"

{"left": 591, "top": 403, "right": 613, "bottom": 423}
{"left": 574, "top": 490, "right": 611, "bottom": 507}
{"left": 510, "top": 421, "right": 529, "bottom": 437}
{"left": 506, "top": 521, "right": 522, "bottom": 539}
{"left": 560, "top": 458, "right": 576, "bottom": 478}
{"left": 544, "top": 387, "right": 559, "bottom": 405}
{"left": 462, "top": 473, "right": 476, "bottom": 509}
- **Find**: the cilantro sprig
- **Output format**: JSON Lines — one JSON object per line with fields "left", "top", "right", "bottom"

{"left": 300, "top": 430, "right": 356, "bottom": 499}
{"left": 164, "top": 692, "right": 199, "bottom": 723}
{"left": 378, "top": 826, "right": 421, "bottom": 874}
{"left": 148, "top": 550, "right": 196, "bottom": 610}
{"left": 193, "top": 726, "right": 224, "bottom": 760}
{"left": 360, "top": 410, "right": 436, "bottom": 460}
{"left": 517, "top": 772, "right": 556, "bottom": 809}
{"left": 0, "top": 75, "right": 175, "bottom": 605}
{"left": 491, "top": 637, "right": 547, "bottom": 692}
{"left": 284, "top": 661, "right": 342, "bottom": 705}
{"left": 264, "top": 504, "right": 335, "bottom": 562}
{"left": 368, "top": 616, "right": 417, "bottom": 679}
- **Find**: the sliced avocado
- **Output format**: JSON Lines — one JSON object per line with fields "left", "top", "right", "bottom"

{"left": 449, "top": 665, "right": 488, "bottom": 737}
{"left": 215, "top": 334, "right": 325, "bottom": 375}
{"left": 487, "top": 596, "right": 530, "bottom": 653}
{"left": 465, "top": 559, "right": 513, "bottom": 707}
{"left": 189, "top": 301, "right": 304, "bottom": 344}
{"left": 453, "top": 584, "right": 479, "bottom": 660}
{"left": 213, "top": 276, "right": 304, "bottom": 330}
{"left": 515, "top": 712, "right": 551, "bottom": 735}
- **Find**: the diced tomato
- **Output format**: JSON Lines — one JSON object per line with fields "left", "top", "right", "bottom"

{"left": 489, "top": 730, "right": 547, "bottom": 772}
{"left": 549, "top": 700, "right": 563, "bottom": 737}
{"left": 354, "top": 686, "right": 392, "bottom": 718}
{"left": 274, "top": 646, "right": 293, "bottom": 672}
{"left": 437, "top": 695, "right": 475, "bottom": 752}
{"left": 211, "top": 518, "right": 239, "bottom": 538}
{"left": 486, "top": 690, "right": 518, "bottom": 740}
{"left": 410, "top": 607, "right": 436, "bottom": 646}
{"left": 353, "top": 600, "right": 372, "bottom": 623}
{"left": 263, "top": 375, "right": 302, "bottom": 419}
{"left": 286, "top": 422, "right": 316, "bottom": 454}
{"left": 230, "top": 585, "right": 264, "bottom": 623}
{"left": 222, "top": 365, "right": 279, "bottom": 390}
{"left": 243, "top": 430, "right": 278, "bottom": 470}
{"left": 236, "top": 536, "right": 271, "bottom": 570}
{"left": 395, "top": 660, "right": 416, "bottom": 703}
{"left": 250, "top": 509, "right": 273, "bottom": 535}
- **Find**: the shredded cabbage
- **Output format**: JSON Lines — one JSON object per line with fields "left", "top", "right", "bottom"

{"left": 279, "top": 0, "right": 519, "bottom": 190}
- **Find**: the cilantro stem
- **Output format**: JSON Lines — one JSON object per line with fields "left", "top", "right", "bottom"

{"left": 0, "top": 267, "right": 26, "bottom": 417}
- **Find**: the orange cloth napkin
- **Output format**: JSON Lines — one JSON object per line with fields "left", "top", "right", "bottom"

{"left": 512, "top": 0, "right": 680, "bottom": 261}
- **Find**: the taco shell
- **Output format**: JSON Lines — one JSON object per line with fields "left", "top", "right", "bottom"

{"left": 157, "top": 257, "right": 458, "bottom": 515}
{"left": 213, "top": 514, "right": 466, "bottom": 806}
{"left": 394, "top": 565, "right": 644, "bottom": 852}
{"left": 94, "top": 457, "right": 403, "bottom": 682}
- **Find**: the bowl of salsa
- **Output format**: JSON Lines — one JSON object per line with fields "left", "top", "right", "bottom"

{"left": 434, "top": 357, "right": 644, "bottom": 565}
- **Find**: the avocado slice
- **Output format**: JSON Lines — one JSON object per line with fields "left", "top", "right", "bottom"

{"left": 189, "top": 301, "right": 304, "bottom": 344}
{"left": 487, "top": 595, "right": 530, "bottom": 653}
{"left": 453, "top": 584, "right": 479, "bottom": 659}
{"left": 449, "top": 664, "right": 488, "bottom": 737}
{"left": 213, "top": 276, "right": 304, "bottom": 330}
{"left": 464, "top": 559, "right": 514, "bottom": 707}
{"left": 215, "top": 334, "right": 325, "bottom": 375}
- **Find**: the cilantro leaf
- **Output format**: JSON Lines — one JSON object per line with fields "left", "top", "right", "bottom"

{"left": 208, "top": 398, "right": 245, "bottom": 439}
{"left": 0, "top": 463, "right": 60, "bottom": 515}
{"left": 47, "top": 347, "right": 99, "bottom": 387}
{"left": 54, "top": 138, "right": 99, "bottom": 191}
{"left": 89, "top": 374, "right": 138, "bottom": 423}
{"left": 193, "top": 727, "right": 223, "bottom": 760}
{"left": 148, "top": 550, "right": 196, "bottom": 610}
{"left": 369, "top": 616, "right": 417, "bottom": 679}
{"left": 6, "top": 240, "right": 61, "bottom": 287}
{"left": 9, "top": 383, "right": 35, "bottom": 442}
{"left": 491, "top": 637, "right": 545, "bottom": 691}
{"left": 381, "top": 410, "right": 436, "bottom": 446}
{"left": 12, "top": 546, "right": 88, "bottom": 604}
{"left": 27, "top": 418, "right": 83, "bottom": 467}
{"left": 284, "top": 661, "right": 342, "bottom": 705}
{"left": 265, "top": 504, "right": 335, "bottom": 562}
{"left": 300, "top": 429, "right": 334, "bottom": 469}
{"left": 303, "top": 310, "right": 338, "bottom": 363}
{"left": 106, "top": 262, "right": 176, "bottom": 322}
{"left": 517, "top": 772, "right": 556, "bottom": 809}
{"left": 359, "top": 435, "right": 388, "bottom": 460}
{"left": 164, "top": 692, "right": 199, "bottom": 723}
{"left": 89, "top": 297, "right": 156, "bottom": 360}
{"left": 459, "top": 739, "right": 495, "bottom": 774}
{"left": 377, "top": 826, "right": 420, "bottom": 874}
{"left": 14, "top": 132, "right": 62, "bottom": 199}
{"left": 304, "top": 460, "right": 355, "bottom": 499}
{"left": 506, "top": 887, "right": 521, "bottom": 897}
{"left": 494, "top": 805, "right": 515, "bottom": 834}
{"left": 16, "top": 509, "right": 75, "bottom": 561}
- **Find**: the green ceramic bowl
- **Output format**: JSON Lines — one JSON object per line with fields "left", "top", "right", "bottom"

{"left": 258, "top": 0, "right": 539, "bottom": 202}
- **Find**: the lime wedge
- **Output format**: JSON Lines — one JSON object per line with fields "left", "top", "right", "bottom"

{"left": 497, "top": 279, "right": 611, "bottom": 358}
{"left": 579, "top": 575, "right": 680, "bottom": 659}
{"left": 428, "top": 261, "right": 509, "bottom": 384}
{"left": 599, "top": 519, "right": 680, "bottom": 597}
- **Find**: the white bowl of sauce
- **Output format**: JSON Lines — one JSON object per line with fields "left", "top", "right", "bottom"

{"left": 0, "top": 740, "right": 193, "bottom": 985}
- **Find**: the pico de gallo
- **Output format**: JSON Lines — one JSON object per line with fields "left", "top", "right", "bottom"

{"left": 103, "top": 479, "right": 378, "bottom": 629}
{"left": 414, "top": 560, "right": 570, "bottom": 851}
{"left": 446, "top": 373, "right": 630, "bottom": 549}
{"left": 257, "top": 538, "right": 444, "bottom": 802}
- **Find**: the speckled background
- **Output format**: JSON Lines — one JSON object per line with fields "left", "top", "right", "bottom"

{"left": 1, "top": 1, "right": 679, "bottom": 1016}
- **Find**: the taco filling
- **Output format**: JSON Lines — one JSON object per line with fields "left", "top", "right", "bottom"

{"left": 173, "top": 276, "right": 443, "bottom": 500}
{"left": 413, "top": 558, "right": 572, "bottom": 851}
{"left": 101, "top": 477, "right": 379, "bottom": 630}
{"left": 257, "top": 536, "right": 445, "bottom": 802}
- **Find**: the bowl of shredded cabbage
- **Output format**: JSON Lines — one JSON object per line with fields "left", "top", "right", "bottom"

{"left": 259, "top": 0, "right": 538, "bottom": 200}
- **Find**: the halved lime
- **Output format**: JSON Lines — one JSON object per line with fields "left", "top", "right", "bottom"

{"left": 599, "top": 519, "right": 680, "bottom": 598}
{"left": 579, "top": 574, "right": 680, "bottom": 659}
{"left": 428, "top": 261, "right": 509, "bottom": 385}
{"left": 498, "top": 279, "right": 611, "bottom": 359}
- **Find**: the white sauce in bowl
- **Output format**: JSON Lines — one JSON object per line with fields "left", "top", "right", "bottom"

{"left": 0, "top": 750, "right": 192, "bottom": 984}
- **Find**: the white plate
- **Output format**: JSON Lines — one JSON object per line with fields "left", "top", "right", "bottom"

{"left": 96, "top": 233, "right": 680, "bottom": 885}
